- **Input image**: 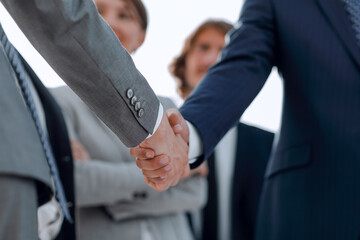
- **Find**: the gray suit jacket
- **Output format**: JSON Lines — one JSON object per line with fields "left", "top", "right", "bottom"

{"left": 1, "top": 0, "right": 160, "bottom": 147}
{"left": 0, "top": 39, "right": 52, "bottom": 191}
{"left": 0, "top": 39, "right": 49, "bottom": 239}
{"left": 51, "top": 86, "right": 207, "bottom": 240}
{"left": 0, "top": 36, "right": 77, "bottom": 239}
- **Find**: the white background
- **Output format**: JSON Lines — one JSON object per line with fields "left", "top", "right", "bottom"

{"left": 0, "top": 0, "right": 283, "bottom": 133}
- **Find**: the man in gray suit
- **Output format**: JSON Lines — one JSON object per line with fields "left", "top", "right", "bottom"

{"left": 0, "top": 0, "right": 189, "bottom": 238}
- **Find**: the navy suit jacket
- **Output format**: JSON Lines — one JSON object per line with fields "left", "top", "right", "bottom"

{"left": 181, "top": 0, "right": 360, "bottom": 239}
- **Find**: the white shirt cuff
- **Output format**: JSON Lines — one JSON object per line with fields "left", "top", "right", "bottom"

{"left": 146, "top": 103, "right": 164, "bottom": 138}
{"left": 187, "top": 121, "right": 203, "bottom": 163}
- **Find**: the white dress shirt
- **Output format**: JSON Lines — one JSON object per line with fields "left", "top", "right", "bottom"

{"left": 187, "top": 121, "right": 238, "bottom": 240}
{"left": 214, "top": 127, "right": 237, "bottom": 240}
{"left": 147, "top": 104, "right": 163, "bottom": 138}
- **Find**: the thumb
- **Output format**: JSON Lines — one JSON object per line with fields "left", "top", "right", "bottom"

{"left": 167, "top": 108, "right": 189, "bottom": 142}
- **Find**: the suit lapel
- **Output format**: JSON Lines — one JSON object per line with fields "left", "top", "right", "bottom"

{"left": 315, "top": 0, "right": 360, "bottom": 70}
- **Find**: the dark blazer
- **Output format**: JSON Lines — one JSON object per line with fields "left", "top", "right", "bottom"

{"left": 231, "top": 123, "right": 273, "bottom": 240}
{"left": 23, "top": 58, "right": 76, "bottom": 240}
{"left": 200, "top": 123, "right": 273, "bottom": 240}
{"left": 181, "top": 0, "right": 360, "bottom": 239}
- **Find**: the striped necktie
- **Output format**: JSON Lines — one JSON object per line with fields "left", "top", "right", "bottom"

{"left": 0, "top": 24, "right": 72, "bottom": 222}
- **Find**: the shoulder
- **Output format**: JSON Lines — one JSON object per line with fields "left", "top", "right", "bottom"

{"left": 51, "top": 85, "right": 79, "bottom": 101}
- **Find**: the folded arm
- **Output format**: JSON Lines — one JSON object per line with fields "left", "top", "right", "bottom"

{"left": 75, "top": 161, "right": 151, "bottom": 207}
{"left": 104, "top": 175, "right": 207, "bottom": 221}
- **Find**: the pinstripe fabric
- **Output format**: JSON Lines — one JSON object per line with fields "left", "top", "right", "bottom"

{"left": 343, "top": 0, "right": 360, "bottom": 45}
{"left": 181, "top": 0, "right": 360, "bottom": 239}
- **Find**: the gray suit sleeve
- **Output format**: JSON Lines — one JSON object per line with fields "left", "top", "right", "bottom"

{"left": 1, "top": 0, "right": 159, "bottom": 147}
{"left": 75, "top": 161, "right": 151, "bottom": 207}
{"left": 75, "top": 154, "right": 207, "bottom": 213}
{"left": 104, "top": 176, "right": 208, "bottom": 221}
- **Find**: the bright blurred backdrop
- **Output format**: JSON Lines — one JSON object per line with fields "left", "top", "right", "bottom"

{"left": 0, "top": 0, "right": 283, "bottom": 133}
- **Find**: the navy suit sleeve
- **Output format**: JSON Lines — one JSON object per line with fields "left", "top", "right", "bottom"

{"left": 180, "top": 0, "right": 277, "bottom": 167}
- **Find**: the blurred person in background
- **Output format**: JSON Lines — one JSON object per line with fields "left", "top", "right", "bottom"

{"left": 51, "top": 0, "right": 206, "bottom": 239}
{"left": 169, "top": 19, "right": 274, "bottom": 240}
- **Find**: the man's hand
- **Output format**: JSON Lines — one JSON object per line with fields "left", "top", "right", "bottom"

{"left": 130, "top": 109, "right": 190, "bottom": 191}
{"left": 70, "top": 139, "right": 90, "bottom": 162}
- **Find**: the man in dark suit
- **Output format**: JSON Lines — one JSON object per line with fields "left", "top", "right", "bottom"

{"left": 135, "top": 0, "right": 360, "bottom": 239}
{"left": 167, "top": 19, "right": 274, "bottom": 240}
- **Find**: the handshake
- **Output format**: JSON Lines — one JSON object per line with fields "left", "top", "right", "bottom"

{"left": 130, "top": 109, "right": 191, "bottom": 191}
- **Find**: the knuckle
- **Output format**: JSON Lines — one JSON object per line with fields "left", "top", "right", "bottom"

{"left": 157, "top": 168, "right": 167, "bottom": 176}
{"left": 129, "top": 149, "right": 135, "bottom": 156}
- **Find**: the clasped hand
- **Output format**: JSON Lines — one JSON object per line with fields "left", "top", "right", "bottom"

{"left": 130, "top": 109, "right": 190, "bottom": 191}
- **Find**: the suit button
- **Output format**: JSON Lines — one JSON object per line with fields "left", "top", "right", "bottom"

{"left": 138, "top": 109, "right": 144, "bottom": 118}
{"left": 126, "top": 89, "right": 133, "bottom": 99}
{"left": 135, "top": 101, "right": 141, "bottom": 111}
{"left": 133, "top": 192, "right": 147, "bottom": 200}
{"left": 131, "top": 96, "right": 137, "bottom": 105}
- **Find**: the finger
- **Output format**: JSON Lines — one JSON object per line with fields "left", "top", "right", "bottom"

{"left": 136, "top": 155, "right": 169, "bottom": 170}
{"left": 147, "top": 176, "right": 168, "bottom": 183}
{"left": 155, "top": 182, "right": 171, "bottom": 191}
{"left": 130, "top": 146, "right": 155, "bottom": 159}
{"left": 144, "top": 177, "right": 170, "bottom": 192}
{"left": 144, "top": 176, "right": 157, "bottom": 189}
{"left": 181, "top": 164, "right": 191, "bottom": 179}
{"left": 170, "top": 178, "right": 180, "bottom": 187}
{"left": 142, "top": 164, "right": 172, "bottom": 178}
{"left": 71, "top": 139, "right": 83, "bottom": 149}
